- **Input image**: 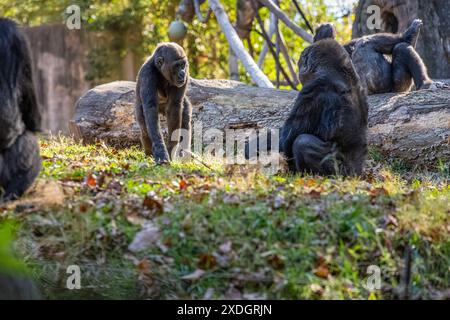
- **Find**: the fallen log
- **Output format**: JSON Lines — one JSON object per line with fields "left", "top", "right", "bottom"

{"left": 70, "top": 79, "right": 450, "bottom": 166}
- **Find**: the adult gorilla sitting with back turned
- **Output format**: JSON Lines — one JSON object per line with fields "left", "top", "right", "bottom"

{"left": 0, "top": 18, "right": 41, "bottom": 201}
{"left": 280, "top": 23, "right": 368, "bottom": 176}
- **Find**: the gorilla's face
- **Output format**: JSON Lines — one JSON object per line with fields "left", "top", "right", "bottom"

{"left": 170, "top": 58, "right": 188, "bottom": 88}
{"left": 154, "top": 43, "right": 189, "bottom": 88}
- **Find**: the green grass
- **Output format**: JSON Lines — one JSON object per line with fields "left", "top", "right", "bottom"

{"left": 0, "top": 136, "right": 449, "bottom": 300}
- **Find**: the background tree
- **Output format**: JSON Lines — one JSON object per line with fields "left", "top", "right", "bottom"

{"left": 0, "top": 0, "right": 355, "bottom": 86}
{"left": 352, "top": 0, "right": 450, "bottom": 79}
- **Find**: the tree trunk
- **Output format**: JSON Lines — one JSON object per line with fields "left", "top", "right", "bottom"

{"left": 70, "top": 80, "right": 450, "bottom": 167}
{"left": 352, "top": 0, "right": 450, "bottom": 79}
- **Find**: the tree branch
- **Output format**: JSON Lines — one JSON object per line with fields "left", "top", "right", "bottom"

{"left": 253, "top": 0, "right": 296, "bottom": 89}
{"left": 208, "top": 0, "right": 274, "bottom": 88}
{"left": 257, "top": 11, "right": 277, "bottom": 67}
{"left": 257, "top": 0, "right": 314, "bottom": 43}
{"left": 194, "top": 0, "right": 212, "bottom": 23}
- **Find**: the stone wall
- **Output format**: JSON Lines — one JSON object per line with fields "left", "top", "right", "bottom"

{"left": 22, "top": 24, "right": 141, "bottom": 133}
{"left": 23, "top": 25, "right": 89, "bottom": 133}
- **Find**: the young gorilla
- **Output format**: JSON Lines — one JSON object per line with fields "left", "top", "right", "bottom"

{"left": 344, "top": 19, "right": 433, "bottom": 94}
{"left": 280, "top": 23, "right": 368, "bottom": 176}
{"left": 0, "top": 18, "right": 41, "bottom": 201}
{"left": 135, "top": 42, "right": 192, "bottom": 164}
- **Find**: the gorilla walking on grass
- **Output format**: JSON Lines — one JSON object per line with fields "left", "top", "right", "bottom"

{"left": 0, "top": 18, "right": 41, "bottom": 201}
{"left": 135, "top": 42, "right": 192, "bottom": 164}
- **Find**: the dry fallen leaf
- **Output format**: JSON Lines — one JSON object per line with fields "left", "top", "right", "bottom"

{"left": 243, "top": 292, "right": 266, "bottom": 300}
{"left": 126, "top": 213, "right": 147, "bottom": 226}
{"left": 223, "top": 286, "right": 243, "bottom": 300}
{"left": 128, "top": 223, "right": 161, "bottom": 252}
{"left": 267, "top": 254, "right": 285, "bottom": 270}
{"left": 79, "top": 202, "right": 90, "bottom": 213}
{"left": 219, "top": 241, "right": 232, "bottom": 254}
{"left": 181, "top": 269, "right": 205, "bottom": 281}
{"left": 137, "top": 259, "right": 151, "bottom": 272}
{"left": 313, "top": 257, "right": 330, "bottom": 279}
{"left": 369, "top": 187, "right": 389, "bottom": 198}
{"left": 179, "top": 179, "right": 188, "bottom": 190}
{"left": 86, "top": 173, "right": 97, "bottom": 188}
{"left": 143, "top": 195, "right": 164, "bottom": 214}
{"left": 310, "top": 283, "right": 324, "bottom": 295}
{"left": 308, "top": 190, "right": 322, "bottom": 199}
{"left": 203, "top": 288, "right": 215, "bottom": 300}
{"left": 314, "top": 265, "right": 330, "bottom": 279}
{"left": 198, "top": 253, "right": 217, "bottom": 270}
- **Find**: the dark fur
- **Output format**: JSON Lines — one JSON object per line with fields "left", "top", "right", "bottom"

{"left": 0, "top": 275, "right": 40, "bottom": 300}
{"left": 0, "top": 18, "right": 41, "bottom": 201}
{"left": 135, "top": 42, "right": 192, "bottom": 163}
{"left": 280, "top": 24, "right": 368, "bottom": 176}
{"left": 345, "top": 19, "right": 432, "bottom": 94}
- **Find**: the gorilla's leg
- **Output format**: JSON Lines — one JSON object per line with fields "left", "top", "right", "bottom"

{"left": 166, "top": 99, "right": 184, "bottom": 160}
{"left": 362, "top": 19, "right": 422, "bottom": 54}
{"left": 135, "top": 104, "right": 153, "bottom": 156}
{"left": 0, "top": 131, "right": 41, "bottom": 201}
{"left": 180, "top": 98, "right": 192, "bottom": 154}
{"left": 351, "top": 45, "right": 392, "bottom": 94}
{"left": 392, "top": 42, "right": 432, "bottom": 91}
{"left": 292, "top": 134, "right": 340, "bottom": 175}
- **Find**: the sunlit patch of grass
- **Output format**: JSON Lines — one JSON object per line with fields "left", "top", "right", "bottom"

{"left": 2, "top": 136, "right": 448, "bottom": 299}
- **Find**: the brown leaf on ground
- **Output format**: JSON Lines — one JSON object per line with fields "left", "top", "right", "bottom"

{"left": 313, "top": 257, "right": 330, "bottom": 279}
{"left": 179, "top": 179, "right": 188, "bottom": 190}
{"left": 308, "top": 190, "right": 322, "bottom": 199}
{"left": 267, "top": 254, "right": 285, "bottom": 270}
{"left": 79, "top": 202, "right": 90, "bottom": 213}
{"left": 143, "top": 195, "right": 164, "bottom": 214}
{"left": 137, "top": 259, "right": 151, "bottom": 272}
{"left": 198, "top": 253, "right": 217, "bottom": 270}
{"left": 86, "top": 173, "right": 97, "bottom": 188}
{"left": 370, "top": 187, "right": 389, "bottom": 198}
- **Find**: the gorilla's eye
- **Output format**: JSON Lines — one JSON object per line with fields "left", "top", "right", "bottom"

{"left": 174, "top": 61, "right": 186, "bottom": 71}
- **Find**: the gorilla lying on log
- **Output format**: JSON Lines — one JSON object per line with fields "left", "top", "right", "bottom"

{"left": 0, "top": 18, "right": 41, "bottom": 201}
{"left": 135, "top": 42, "right": 192, "bottom": 164}
{"left": 344, "top": 19, "right": 433, "bottom": 94}
{"left": 279, "top": 23, "right": 369, "bottom": 176}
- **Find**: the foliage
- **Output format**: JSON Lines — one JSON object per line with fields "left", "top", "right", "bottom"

{"left": 0, "top": 223, "right": 27, "bottom": 274}
{"left": 0, "top": 0, "right": 356, "bottom": 85}
{"left": 1, "top": 136, "right": 448, "bottom": 299}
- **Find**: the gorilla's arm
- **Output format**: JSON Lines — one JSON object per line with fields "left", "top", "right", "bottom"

{"left": 139, "top": 64, "right": 170, "bottom": 163}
